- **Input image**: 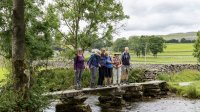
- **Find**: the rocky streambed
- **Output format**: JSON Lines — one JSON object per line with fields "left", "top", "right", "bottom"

{"left": 45, "top": 95, "right": 200, "bottom": 112}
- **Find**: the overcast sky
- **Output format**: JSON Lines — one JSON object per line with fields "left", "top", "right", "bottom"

{"left": 119, "top": 0, "right": 200, "bottom": 38}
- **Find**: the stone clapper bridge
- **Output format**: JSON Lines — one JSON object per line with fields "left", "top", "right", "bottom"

{"left": 45, "top": 80, "right": 168, "bottom": 112}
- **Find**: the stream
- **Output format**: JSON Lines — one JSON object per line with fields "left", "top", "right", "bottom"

{"left": 45, "top": 95, "right": 200, "bottom": 112}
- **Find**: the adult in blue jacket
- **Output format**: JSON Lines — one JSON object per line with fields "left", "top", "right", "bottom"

{"left": 87, "top": 50, "right": 101, "bottom": 88}
{"left": 104, "top": 51, "right": 113, "bottom": 87}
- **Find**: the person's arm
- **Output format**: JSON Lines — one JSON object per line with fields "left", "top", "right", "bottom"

{"left": 128, "top": 53, "right": 131, "bottom": 64}
{"left": 118, "top": 59, "right": 122, "bottom": 67}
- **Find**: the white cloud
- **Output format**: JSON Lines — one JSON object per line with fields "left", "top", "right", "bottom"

{"left": 117, "top": 0, "right": 200, "bottom": 38}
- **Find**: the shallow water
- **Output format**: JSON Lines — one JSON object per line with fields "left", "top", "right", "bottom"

{"left": 45, "top": 96, "right": 200, "bottom": 112}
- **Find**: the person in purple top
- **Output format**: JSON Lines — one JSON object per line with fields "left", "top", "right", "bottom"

{"left": 74, "top": 48, "right": 85, "bottom": 90}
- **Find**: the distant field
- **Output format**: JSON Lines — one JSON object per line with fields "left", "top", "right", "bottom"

{"left": 131, "top": 43, "right": 197, "bottom": 64}
{"left": 164, "top": 43, "right": 194, "bottom": 51}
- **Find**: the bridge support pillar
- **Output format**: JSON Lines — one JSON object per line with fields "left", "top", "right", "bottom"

{"left": 98, "top": 88, "right": 125, "bottom": 108}
{"left": 143, "top": 81, "right": 168, "bottom": 98}
{"left": 123, "top": 84, "right": 143, "bottom": 102}
{"left": 56, "top": 95, "right": 91, "bottom": 112}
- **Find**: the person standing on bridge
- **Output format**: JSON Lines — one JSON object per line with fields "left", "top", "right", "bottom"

{"left": 74, "top": 48, "right": 85, "bottom": 90}
{"left": 121, "top": 47, "right": 131, "bottom": 84}
{"left": 113, "top": 53, "right": 122, "bottom": 85}
{"left": 98, "top": 48, "right": 107, "bottom": 87}
{"left": 87, "top": 50, "right": 101, "bottom": 88}
{"left": 104, "top": 51, "right": 113, "bottom": 87}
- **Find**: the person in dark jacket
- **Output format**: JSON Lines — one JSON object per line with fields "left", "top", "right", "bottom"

{"left": 121, "top": 47, "right": 131, "bottom": 84}
{"left": 98, "top": 48, "right": 107, "bottom": 87}
{"left": 74, "top": 48, "right": 85, "bottom": 90}
{"left": 87, "top": 50, "right": 101, "bottom": 88}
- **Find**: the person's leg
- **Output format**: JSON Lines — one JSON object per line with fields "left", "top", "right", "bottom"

{"left": 74, "top": 69, "right": 80, "bottom": 89}
{"left": 108, "top": 68, "right": 112, "bottom": 86}
{"left": 90, "top": 67, "right": 96, "bottom": 88}
{"left": 98, "top": 67, "right": 102, "bottom": 85}
{"left": 125, "top": 66, "right": 130, "bottom": 84}
{"left": 113, "top": 68, "right": 117, "bottom": 85}
{"left": 101, "top": 66, "right": 106, "bottom": 86}
{"left": 121, "top": 65, "right": 125, "bottom": 83}
{"left": 78, "top": 69, "right": 83, "bottom": 89}
{"left": 104, "top": 67, "right": 109, "bottom": 86}
{"left": 118, "top": 67, "right": 122, "bottom": 84}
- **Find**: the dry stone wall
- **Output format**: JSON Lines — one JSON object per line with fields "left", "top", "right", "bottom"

{"left": 132, "top": 64, "right": 200, "bottom": 81}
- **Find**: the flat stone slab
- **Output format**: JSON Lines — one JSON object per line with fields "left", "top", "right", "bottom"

{"left": 44, "top": 80, "right": 166, "bottom": 97}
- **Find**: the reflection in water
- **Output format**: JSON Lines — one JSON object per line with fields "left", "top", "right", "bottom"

{"left": 45, "top": 96, "right": 200, "bottom": 112}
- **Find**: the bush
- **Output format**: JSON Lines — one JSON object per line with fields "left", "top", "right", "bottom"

{"left": 128, "top": 68, "right": 146, "bottom": 83}
{"left": 0, "top": 75, "right": 50, "bottom": 112}
{"left": 38, "top": 68, "right": 91, "bottom": 91}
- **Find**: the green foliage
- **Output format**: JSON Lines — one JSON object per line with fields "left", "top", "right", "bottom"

{"left": 0, "top": 0, "right": 57, "bottom": 61}
{"left": 54, "top": 0, "right": 128, "bottom": 51}
{"left": 149, "top": 36, "right": 165, "bottom": 57}
{"left": 128, "top": 36, "right": 141, "bottom": 57}
{"left": 92, "top": 39, "right": 113, "bottom": 49}
{"left": 128, "top": 36, "right": 165, "bottom": 57}
{"left": 193, "top": 32, "right": 200, "bottom": 62}
{"left": 157, "top": 70, "right": 200, "bottom": 99}
{"left": 128, "top": 68, "right": 146, "bottom": 83}
{"left": 158, "top": 70, "right": 200, "bottom": 82}
{"left": 113, "top": 37, "right": 128, "bottom": 52}
{"left": 186, "top": 86, "right": 198, "bottom": 99}
{"left": 38, "top": 68, "right": 91, "bottom": 91}
{"left": 0, "top": 74, "right": 50, "bottom": 112}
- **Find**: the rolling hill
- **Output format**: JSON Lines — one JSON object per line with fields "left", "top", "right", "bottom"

{"left": 159, "top": 32, "right": 197, "bottom": 40}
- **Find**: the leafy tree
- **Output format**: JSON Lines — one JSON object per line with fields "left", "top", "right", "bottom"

{"left": 180, "top": 38, "right": 193, "bottom": 43}
{"left": 149, "top": 36, "right": 165, "bottom": 57}
{"left": 128, "top": 36, "right": 141, "bottom": 57}
{"left": 92, "top": 39, "right": 113, "bottom": 49}
{"left": 0, "top": 0, "right": 58, "bottom": 63}
{"left": 53, "top": 0, "right": 128, "bottom": 51}
{"left": 165, "top": 39, "right": 179, "bottom": 43}
{"left": 113, "top": 37, "right": 128, "bottom": 52}
{"left": 193, "top": 32, "right": 200, "bottom": 62}
{"left": 140, "top": 36, "right": 149, "bottom": 56}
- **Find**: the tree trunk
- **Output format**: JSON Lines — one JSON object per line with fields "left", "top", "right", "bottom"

{"left": 12, "top": 0, "right": 29, "bottom": 92}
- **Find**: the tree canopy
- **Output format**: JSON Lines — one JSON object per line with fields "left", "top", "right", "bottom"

{"left": 53, "top": 0, "right": 128, "bottom": 51}
{"left": 193, "top": 32, "right": 200, "bottom": 62}
{"left": 0, "top": 0, "right": 58, "bottom": 62}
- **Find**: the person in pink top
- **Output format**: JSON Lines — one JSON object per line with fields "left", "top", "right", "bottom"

{"left": 112, "top": 53, "right": 122, "bottom": 85}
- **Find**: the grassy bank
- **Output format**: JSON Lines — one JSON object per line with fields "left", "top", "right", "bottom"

{"left": 158, "top": 70, "right": 200, "bottom": 99}
{"left": 131, "top": 43, "right": 196, "bottom": 64}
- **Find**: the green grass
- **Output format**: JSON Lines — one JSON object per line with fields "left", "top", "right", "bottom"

{"left": 131, "top": 43, "right": 197, "bottom": 64}
{"left": 158, "top": 70, "right": 200, "bottom": 98}
{"left": 164, "top": 43, "right": 194, "bottom": 51}
{"left": 0, "top": 68, "right": 8, "bottom": 81}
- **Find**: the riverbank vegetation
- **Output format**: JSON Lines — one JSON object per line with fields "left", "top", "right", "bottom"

{"left": 158, "top": 70, "right": 200, "bottom": 99}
